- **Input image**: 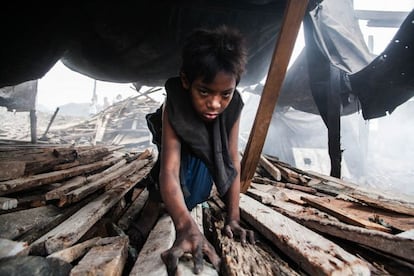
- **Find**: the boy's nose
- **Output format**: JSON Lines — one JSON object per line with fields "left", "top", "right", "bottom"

{"left": 208, "top": 97, "right": 221, "bottom": 110}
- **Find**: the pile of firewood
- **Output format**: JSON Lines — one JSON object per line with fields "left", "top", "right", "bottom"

{"left": 1, "top": 142, "right": 414, "bottom": 276}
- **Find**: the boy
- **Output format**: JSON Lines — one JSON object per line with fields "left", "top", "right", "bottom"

{"left": 145, "top": 25, "right": 254, "bottom": 274}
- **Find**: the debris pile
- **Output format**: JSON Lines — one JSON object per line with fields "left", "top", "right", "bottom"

{"left": 44, "top": 94, "right": 161, "bottom": 151}
{"left": 0, "top": 144, "right": 414, "bottom": 275}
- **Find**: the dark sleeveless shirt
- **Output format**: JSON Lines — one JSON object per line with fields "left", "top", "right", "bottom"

{"left": 147, "top": 77, "right": 244, "bottom": 196}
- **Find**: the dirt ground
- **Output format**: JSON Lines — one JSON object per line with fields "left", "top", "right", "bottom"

{"left": 0, "top": 107, "right": 86, "bottom": 141}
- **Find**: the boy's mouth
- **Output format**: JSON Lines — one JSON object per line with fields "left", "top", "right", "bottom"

{"left": 203, "top": 113, "right": 218, "bottom": 120}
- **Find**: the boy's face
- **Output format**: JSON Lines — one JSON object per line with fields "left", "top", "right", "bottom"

{"left": 181, "top": 71, "right": 236, "bottom": 122}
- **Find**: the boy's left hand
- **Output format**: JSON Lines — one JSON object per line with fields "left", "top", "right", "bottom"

{"left": 222, "top": 219, "right": 255, "bottom": 245}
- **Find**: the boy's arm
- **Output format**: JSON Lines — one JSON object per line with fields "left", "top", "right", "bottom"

{"left": 159, "top": 107, "right": 220, "bottom": 274}
{"left": 223, "top": 116, "right": 255, "bottom": 244}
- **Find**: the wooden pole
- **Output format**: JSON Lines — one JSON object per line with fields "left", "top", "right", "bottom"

{"left": 240, "top": 0, "right": 308, "bottom": 193}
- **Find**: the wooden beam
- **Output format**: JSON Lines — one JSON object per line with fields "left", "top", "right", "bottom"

{"left": 130, "top": 211, "right": 218, "bottom": 276}
{"left": 69, "top": 236, "right": 129, "bottom": 276}
{"left": 239, "top": 194, "right": 370, "bottom": 275}
{"left": 240, "top": 0, "right": 309, "bottom": 193}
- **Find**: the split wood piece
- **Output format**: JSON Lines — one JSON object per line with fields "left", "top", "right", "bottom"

{"left": 206, "top": 201, "right": 300, "bottom": 276}
{"left": 250, "top": 182, "right": 318, "bottom": 205}
{"left": 69, "top": 236, "right": 129, "bottom": 276}
{"left": 259, "top": 154, "right": 281, "bottom": 181}
{"left": 268, "top": 160, "right": 302, "bottom": 184}
{"left": 0, "top": 154, "right": 123, "bottom": 196}
{"left": 239, "top": 193, "right": 370, "bottom": 276}
{"left": 0, "top": 161, "right": 25, "bottom": 181}
{"left": 45, "top": 155, "right": 125, "bottom": 200}
{"left": 349, "top": 193, "right": 414, "bottom": 217}
{"left": 253, "top": 176, "right": 317, "bottom": 194}
{"left": 117, "top": 188, "right": 148, "bottom": 231}
{"left": 301, "top": 196, "right": 392, "bottom": 233}
{"left": 0, "top": 196, "right": 18, "bottom": 210}
{"left": 247, "top": 188, "right": 307, "bottom": 214}
{"left": 130, "top": 213, "right": 218, "bottom": 276}
{"left": 0, "top": 238, "right": 29, "bottom": 259}
{"left": 58, "top": 158, "right": 149, "bottom": 206}
{"left": 0, "top": 205, "right": 61, "bottom": 240}
{"left": 47, "top": 237, "right": 101, "bottom": 263}
{"left": 31, "top": 163, "right": 152, "bottom": 255}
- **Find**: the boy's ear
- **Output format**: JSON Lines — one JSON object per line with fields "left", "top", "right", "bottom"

{"left": 180, "top": 72, "right": 190, "bottom": 90}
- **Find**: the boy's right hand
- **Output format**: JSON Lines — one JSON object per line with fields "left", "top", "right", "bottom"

{"left": 161, "top": 220, "right": 221, "bottom": 275}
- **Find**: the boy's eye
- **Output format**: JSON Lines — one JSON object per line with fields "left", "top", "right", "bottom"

{"left": 222, "top": 91, "right": 233, "bottom": 98}
{"left": 198, "top": 89, "right": 209, "bottom": 96}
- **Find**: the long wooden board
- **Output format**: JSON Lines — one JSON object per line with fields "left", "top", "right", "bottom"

{"left": 0, "top": 156, "right": 122, "bottom": 196}
{"left": 239, "top": 193, "right": 370, "bottom": 275}
{"left": 69, "top": 236, "right": 129, "bottom": 276}
{"left": 240, "top": 0, "right": 309, "bottom": 192}
{"left": 130, "top": 212, "right": 218, "bottom": 276}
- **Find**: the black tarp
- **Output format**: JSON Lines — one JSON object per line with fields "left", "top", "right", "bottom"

{"left": 0, "top": 0, "right": 286, "bottom": 88}
{"left": 1, "top": 0, "right": 413, "bottom": 119}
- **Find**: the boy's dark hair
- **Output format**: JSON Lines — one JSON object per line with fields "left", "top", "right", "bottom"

{"left": 180, "top": 25, "right": 247, "bottom": 85}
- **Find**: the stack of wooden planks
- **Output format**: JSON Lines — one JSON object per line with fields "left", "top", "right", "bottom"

{"left": 1, "top": 143, "right": 414, "bottom": 275}
{"left": 0, "top": 143, "right": 156, "bottom": 275}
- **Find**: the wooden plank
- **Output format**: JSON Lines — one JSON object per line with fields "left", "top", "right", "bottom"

{"left": 247, "top": 188, "right": 306, "bottom": 214}
{"left": 259, "top": 154, "right": 281, "bottom": 181}
{"left": 240, "top": 0, "right": 309, "bottom": 192}
{"left": 69, "top": 236, "right": 129, "bottom": 276}
{"left": 118, "top": 188, "right": 148, "bottom": 231}
{"left": 239, "top": 193, "right": 370, "bottom": 275}
{"left": 301, "top": 196, "right": 392, "bottom": 233}
{"left": 0, "top": 238, "right": 29, "bottom": 259}
{"left": 31, "top": 162, "right": 152, "bottom": 254}
{"left": 130, "top": 213, "right": 218, "bottom": 276}
{"left": 59, "top": 158, "right": 148, "bottom": 206}
{"left": 250, "top": 182, "right": 318, "bottom": 205}
{"left": 0, "top": 155, "right": 123, "bottom": 196}
{"left": 253, "top": 176, "right": 317, "bottom": 194}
